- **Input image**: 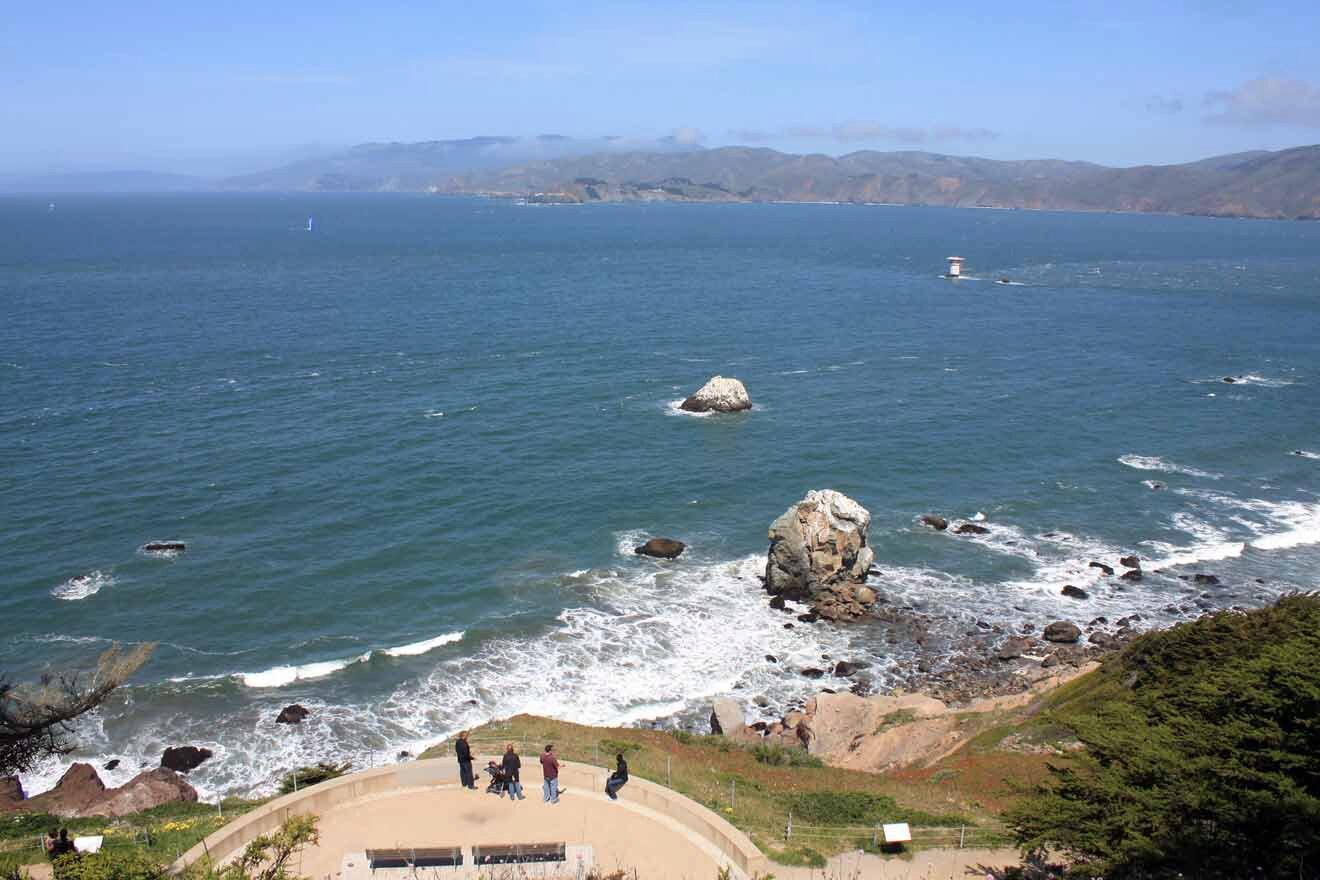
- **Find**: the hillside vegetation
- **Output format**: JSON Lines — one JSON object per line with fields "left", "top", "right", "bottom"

{"left": 1009, "top": 593, "right": 1320, "bottom": 878}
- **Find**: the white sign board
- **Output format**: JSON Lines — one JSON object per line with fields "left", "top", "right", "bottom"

{"left": 74, "top": 836, "right": 104, "bottom": 854}
{"left": 882, "top": 823, "right": 912, "bottom": 844}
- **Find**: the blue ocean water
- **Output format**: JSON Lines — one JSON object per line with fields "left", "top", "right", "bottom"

{"left": 2, "top": 194, "right": 1318, "bottom": 796}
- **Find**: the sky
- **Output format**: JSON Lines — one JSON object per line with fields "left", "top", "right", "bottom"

{"left": 3, "top": 0, "right": 1320, "bottom": 176}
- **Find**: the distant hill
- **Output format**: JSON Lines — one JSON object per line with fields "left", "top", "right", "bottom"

{"left": 221, "top": 134, "right": 702, "bottom": 192}
{"left": 0, "top": 170, "right": 212, "bottom": 193}
{"left": 442, "top": 144, "right": 1320, "bottom": 219}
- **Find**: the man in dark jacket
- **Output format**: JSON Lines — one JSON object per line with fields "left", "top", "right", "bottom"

{"left": 501, "top": 743, "right": 525, "bottom": 800}
{"left": 605, "top": 753, "right": 628, "bottom": 800}
{"left": 540, "top": 744, "right": 560, "bottom": 804}
{"left": 455, "top": 731, "right": 476, "bottom": 790}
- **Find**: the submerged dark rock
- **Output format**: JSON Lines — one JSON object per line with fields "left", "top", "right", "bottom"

{"left": 635, "top": 537, "right": 686, "bottom": 559}
{"left": 1193, "top": 573, "right": 1220, "bottom": 585}
{"left": 1043, "top": 621, "right": 1082, "bottom": 643}
{"left": 142, "top": 541, "right": 186, "bottom": 553}
{"left": 1061, "top": 585, "right": 1089, "bottom": 600}
{"left": 953, "top": 523, "right": 990, "bottom": 535}
{"left": 1119, "top": 555, "right": 1141, "bottom": 569}
{"left": 1120, "top": 569, "right": 1144, "bottom": 582}
{"left": 997, "top": 637, "right": 1034, "bottom": 661}
{"left": 1088, "top": 561, "right": 1114, "bottom": 576}
{"left": 919, "top": 514, "right": 949, "bottom": 531}
{"left": 160, "top": 746, "right": 212, "bottom": 773}
{"left": 276, "top": 704, "right": 310, "bottom": 725}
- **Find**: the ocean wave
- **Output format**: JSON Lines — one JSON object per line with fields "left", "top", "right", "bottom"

{"left": 1144, "top": 490, "right": 1320, "bottom": 566}
{"left": 1291, "top": 450, "right": 1320, "bottom": 460}
{"left": 139, "top": 542, "right": 185, "bottom": 559}
{"left": 236, "top": 657, "right": 368, "bottom": 688}
{"left": 1200, "top": 374, "right": 1296, "bottom": 387}
{"left": 1118, "top": 454, "right": 1222, "bottom": 479}
{"left": 664, "top": 399, "right": 762, "bottom": 418}
{"left": 30, "top": 633, "right": 113, "bottom": 645}
{"left": 382, "top": 632, "right": 466, "bottom": 657}
{"left": 51, "top": 571, "right": 113, "bottom": 601}
{"left": 235, "top": 631, "right": 467, "bottom": 687}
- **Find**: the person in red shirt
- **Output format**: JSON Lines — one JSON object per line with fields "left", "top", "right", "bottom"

{"left": 539, "top": 744, "right": 560, "bottom": 804}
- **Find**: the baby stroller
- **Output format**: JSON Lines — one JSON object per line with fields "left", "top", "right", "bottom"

{"left": 483, "top": 760, "right": 507, "bottom": 796}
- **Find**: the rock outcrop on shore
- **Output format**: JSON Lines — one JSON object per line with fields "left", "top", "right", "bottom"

{"left": 709, "top": 698, "right": 755, "bottom": 742}
{"left": 764, "top": 490, "right": 876, "bottom": 621}
{"left": 0, "top": 776, "right": 25, "bottom": 810}
{"left": 2, "top": 763, "right": 197, "bottom": 818}
{"left": 679, "top": 376, "right": 752, "bottom": 413}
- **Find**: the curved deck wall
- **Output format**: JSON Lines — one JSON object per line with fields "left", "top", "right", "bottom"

{"left": 171, "top": 758, "right": 769, "bottom": 877}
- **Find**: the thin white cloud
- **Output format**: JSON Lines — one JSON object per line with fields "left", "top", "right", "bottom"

{"left": 1203, "top": 77, "right": 1320, "bottom": 128}
{"left": 782, "top": 121, "right": 999, "bottom": 145}
{"left": 1143, "top": 95, "right": 1185, "bottom": 115}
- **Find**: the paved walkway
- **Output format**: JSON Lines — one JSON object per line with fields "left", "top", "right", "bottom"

{"left": 777, "top": 847, "right": 1020, "bottom": 880}
{"left": 291, "top": 782, "right": 734, "bottom": 880}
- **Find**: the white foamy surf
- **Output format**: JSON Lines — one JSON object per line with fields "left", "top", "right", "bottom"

{"left": 51, "top": 570, "right": 113, "bottom": 601}
{"left": 1118, "top": 454, "right": 1222, "bottom": 479}
{"left": 384, "top": 553, "right": 867, "bottom": 739}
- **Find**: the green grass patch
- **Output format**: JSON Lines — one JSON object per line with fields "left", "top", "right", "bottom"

{"left": 764, "top": 844, "right": 826, "bottom": 867}
{"left": 785, "top": 791, "right": 969, "bottom": 827}
{"left": 751, "top": 744, "right": 824, "bottom": 768}
{"left": 597, "top": 738, "right": 644, "bottom": 755}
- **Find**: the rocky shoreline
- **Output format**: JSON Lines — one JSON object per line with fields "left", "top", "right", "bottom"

{"left": 731, "top": 489, "right": 1236, "bottom": 747}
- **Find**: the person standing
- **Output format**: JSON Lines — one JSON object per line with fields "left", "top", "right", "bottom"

{"left": 52, "top": 829, "right": 77, "bottom": 858}
{"left": 605, "top": 753, "right": 629, "bottom": 800}
{"left": 455, "top": 731, "right": 476, "bottom": 790}
{"left": 540, "top": 744, "right": 560, "bottom": 804}
{"left": 501, "top": 743, "right": 525, "bottom": 800}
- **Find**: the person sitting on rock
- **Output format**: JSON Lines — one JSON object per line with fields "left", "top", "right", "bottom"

{"left": 605, "top": 753, "right": 629, "bottom": 801}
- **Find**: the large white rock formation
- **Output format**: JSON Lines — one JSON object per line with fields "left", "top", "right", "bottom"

{"left": 679, "top": 376, "right": 752, "bottom": 413}
{"left": 765, "top": 489, "right": 876, "bottom": 620}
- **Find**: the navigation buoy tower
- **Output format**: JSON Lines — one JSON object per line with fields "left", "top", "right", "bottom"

{"left": 946, "top": 256, "right": 965, "bottom": 278}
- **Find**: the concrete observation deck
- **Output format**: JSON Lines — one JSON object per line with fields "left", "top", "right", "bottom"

{"left": 173, "top": 757, "right": 769, "bottom": 880}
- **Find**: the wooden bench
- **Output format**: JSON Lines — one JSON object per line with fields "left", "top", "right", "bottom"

{"left": 365, "top": 847, "right": 463, "bottom": 869}
{"left": 471, "top": 842, "right": 566, "bottom": 865}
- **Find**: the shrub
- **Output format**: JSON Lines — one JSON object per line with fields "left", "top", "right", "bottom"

{"left": 764, "top": 845, "right": 825, "bottom": 867}
{"left": 53, "top": 851, "right": 165, "bottom": 880}
{"left": 785, "top": 790, "right": 967, "bottom": 827}
{"left": 597, "top": 738, "right": 642, "bottom": 755}
{"left": 183, "top": 814, "right": 318, "bottom": 880}
{"left": 751, "top": 744, "right": 823, "bottom": 768}
{"left": 277, "top": 762, "right": 351, "bottom": 795}
{"left": 1009, "top": 595, "right": 1320, "bottom": 879}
